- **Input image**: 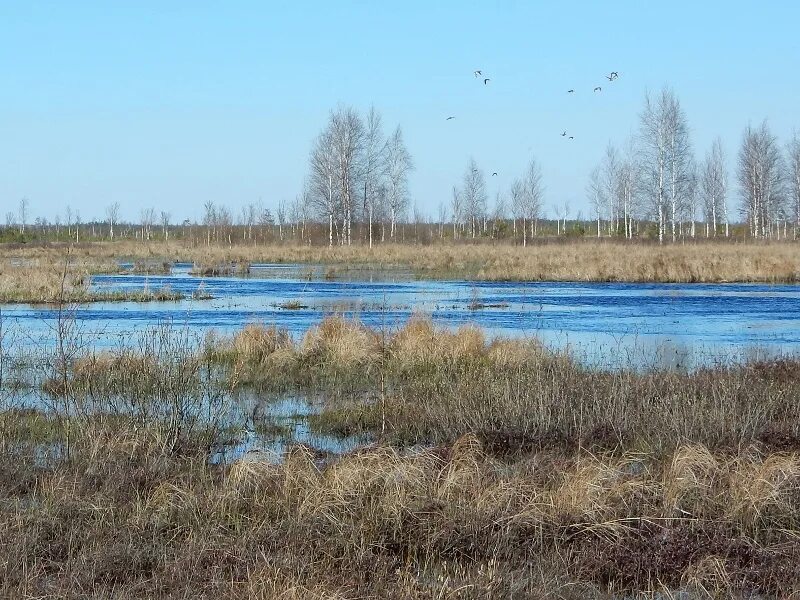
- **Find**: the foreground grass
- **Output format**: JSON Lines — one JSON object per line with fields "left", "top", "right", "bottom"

{"left": 5, "top": 317, "right": 800, "bottom": 596}
{"left": 0, "top": 429, "right": 799, "bottom": 597}
{"left": 3, "top": 239, "right": 800, "bottom": 282}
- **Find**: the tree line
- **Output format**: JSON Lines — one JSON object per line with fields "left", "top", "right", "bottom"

{"left": 4, "top": 89, "right": 800, "bottom": 245}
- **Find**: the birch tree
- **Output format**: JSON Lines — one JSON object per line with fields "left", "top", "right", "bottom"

{"left": 362, "top": 107, "right": 386, "bottom": 248}
{"left": 330, "top": 105, "right": 364, "bottom": 245}
{"left": 509, "top": 178, "right": 525, "bottom": 240}
{"left": 106, "top": 202, "right": 120, "bottom": 241}
{"left": 663, "top": 90, "right": 694, "bottom": 242}
{"left": 701, "top": 138, "right": 728, "bottom": 237}
{"left": 587, "top": 166, "right": 604, "bottom": 238}
{"left": 384, "top": 126, "right": 413, "bottom": 239}
{"left": 523, "top": 157, "right": 544, "bottom": 243}
{"left": 462, "top": 158, "right": 487, "bottom": 238}
{"left": 160, "top": 211, "right": 171, "bottom": 241}
{"left": 788, "top": 132, "right": 800, "bottom": 238}
{"left": 18, "top": 198, "right": 28, "bottom": 235}
{"left": 308, "top": 128, "right": 338, "bottom": 247}
{"left": 638, "top": 90, "right": 670, "bottom": 243}
{"left": 738, "top": 121, "right": 785, "bottom": 239}
{"left": 450, "top": 186, "right": 462, "bottom": 239}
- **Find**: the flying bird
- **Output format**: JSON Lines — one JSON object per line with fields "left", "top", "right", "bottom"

{"left": 561, "top": 131, "right": 567, "bottom": 137}
{"left": 474, "top": 70, "right": 482, "bottom": 77}
{"left": 446, "top": 116, "right": 455, "bottom": 120}
{"left": 569, "top": 136, "right": 574, "bottom": 140}
{"left": 484, "top": 78, "right": 491, "bottom": 85}
{"left": 492, "top": 172, "right": 498, "bottom": 176}
{"left": 594, "top": 86, "right": 602, "bottom": 92}
{"left": 610, "top": 71, "right": 619, "bottom": 79}
{"left": 567, "top": 89, "right": 575, "bottom": 93}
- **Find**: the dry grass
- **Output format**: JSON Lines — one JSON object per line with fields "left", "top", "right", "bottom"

{"left": 0, "top": 256, "right": 184, "bottom": 303}
{"left": 5, "top": 314, "right": 800, "bottom": 596}
{"left": 3, "top": 239, "right": 800, "bottom": 282}
{"left": 1, "top": 431, "right": 799, "bottom": 597}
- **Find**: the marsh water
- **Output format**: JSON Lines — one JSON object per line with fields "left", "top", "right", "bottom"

{"left": 2, "top": 262, "right": 799, "bottom": 369}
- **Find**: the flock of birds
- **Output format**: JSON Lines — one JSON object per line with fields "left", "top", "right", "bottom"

{"left": 445, "top": 69, "right": 622, "bottom": 174}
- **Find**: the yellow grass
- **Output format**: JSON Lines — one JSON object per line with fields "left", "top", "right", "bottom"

{"left": 3, "top": 238, "right": 800, "bottom": 282}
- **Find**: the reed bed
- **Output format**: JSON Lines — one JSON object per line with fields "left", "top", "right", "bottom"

{"left": 3, "top": 239, "right": 800, "bottom": 282}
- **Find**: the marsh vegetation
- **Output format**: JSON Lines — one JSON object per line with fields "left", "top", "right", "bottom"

{"left": 2, "top": 313, "right": 800, "bottom": 597}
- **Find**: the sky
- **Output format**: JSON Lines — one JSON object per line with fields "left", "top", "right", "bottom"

{"left": 1, "top": 1, "right": 798, "bottom": 224}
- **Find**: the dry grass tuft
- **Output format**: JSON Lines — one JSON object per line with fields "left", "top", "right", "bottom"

{"left": 663, "top": 444, "right": 721, "bottom": 518}
{"left": 301, "top": 316, "right": 381, "bottom": 369}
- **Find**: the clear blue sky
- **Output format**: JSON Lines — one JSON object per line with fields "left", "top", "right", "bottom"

{"left": 1, "top": 1, "right": 798, "bottom": 223}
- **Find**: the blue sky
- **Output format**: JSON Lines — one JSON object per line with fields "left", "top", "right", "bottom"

{"left": 1, "top": 1, "right": 798, "bottom": 223}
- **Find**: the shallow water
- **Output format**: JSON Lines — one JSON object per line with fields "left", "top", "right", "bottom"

{"left": 2, "top": 263, "right": 799, "bottom": 368}
{"left": 212, "top": 393, "right": 368, "bottom": 464}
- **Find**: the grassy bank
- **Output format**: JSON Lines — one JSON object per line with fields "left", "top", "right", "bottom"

{"left": 3, "top": 318, "right": 800, "bottom": 596}
{"left": 198, "top": 317, "right": 800, "bottom": 454}
{"left": 0, "top": 257, "right": 189, "bottom": 304}
{"left": 3, "top": 239, "right": 800, "bottom": 283}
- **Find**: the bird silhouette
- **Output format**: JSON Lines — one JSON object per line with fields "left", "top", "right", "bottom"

{"left": 484, "top": 78, "right": 491, "bottom": 85}
{"left": 446, "top": 116, "right": 455, "bottom": 120}
{"left": 567, "top": 89, "right": 575, "bottom": 93}
{"left": 492, "top": 172, "right": 498, "bottom": 176}
{"left": 594, "top": 86, "right": 602, "bottom": 92}
{"left": 561, "top": 131, "right": 567, "bottom": 137}
{"left": 569, "top": 136, "right": 574, "bottom": 140}
{"left": 611, "top": 71, "right": 619, "bottom": 79}
{"left": 474, "top": 70, "right": 482, "bottom": 77}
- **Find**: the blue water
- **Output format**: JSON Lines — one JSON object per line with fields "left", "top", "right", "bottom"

{"left": 3, "top": 263, "right": 799, "bottom": 369}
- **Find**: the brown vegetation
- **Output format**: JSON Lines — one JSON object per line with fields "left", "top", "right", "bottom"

{"left": 1, "top": 429, "right": 799, "bottom": 597}
{"left": 4, "top": 317, "right": 800, "bottom": 596}
{"left": 3, "top": 238, "right": 800, "bottom": 283}
{"left": 0, "top": 256, "right": 185, "bottom": 303}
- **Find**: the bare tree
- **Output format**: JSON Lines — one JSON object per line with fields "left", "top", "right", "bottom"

{"left": 18, "top": 198, "right": 29, "bottom": 235}
{"left": 140, "top": 207, "right": 156, "bottom": 241}
{"left": 106, "top": 202, "right": 120, "bottom": 241}
{"left": 701, "top": 138, "right": 728, "bottom": 237}
{"left": 491, "top": 191, "right": 507, "bottom": 238}
{"left": 663, "top": 90, "right": 694, "bottom": 242}
{"left": 308, "top": 128, "right": 338, "bottom": 247}
{"left": 587, "top": 166, "right": 604, "bottom": 238}
{"left": 462, "top": 158, "right": 487, "bottom": 239}
{"left": 203, "top": 201, "right": 216, "bottom": 246}
{"left": 160, "top": 211, "right": 171, "bottom": 241}
{"left": 738, "top": 121, "right": 785, "bottom": 239}
{"left": 509, "top": 178, "right": 525, "bottom": 240}
{"left": 523, "top": 157, "right": 544, "bottom": 243}
{"left": 619, "top": 140, "right": 638, "bottom": 239}
{"left": 450, "top": 186, "right": 462, "bottom": 239}
{"left": 276, "top": 199, "right": 287, "bottom": 241}
{"left": 638, "top": 89, "right": 671, "bottom": 243}
{"left": 330, "top": 105, "right": 365, "bottom": 246}
{"left": 437, "top": 201, "right": 447, "bottom": 238}
{"left": 384, "top": 126, "right": 413, "bottom": 240}
{"left": 788, "top": 132, "right": 800, "bottom": 238}
{"left": 362, "top": 107, "right": 386, "bottom": 248}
